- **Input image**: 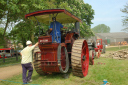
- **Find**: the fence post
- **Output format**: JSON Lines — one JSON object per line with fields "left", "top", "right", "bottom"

{"left": 16, "top": 52, "right": 18, "bottom": 61}
{"left": 3, "top": 54, "right": 5, "bottom": 63}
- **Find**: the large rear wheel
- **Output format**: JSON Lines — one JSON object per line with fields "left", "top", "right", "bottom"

{"left": 71, "top": 39, "right": 89, "bottom": 77}
{"left": 33, "top": 47, "right": 44, "bottom": 75}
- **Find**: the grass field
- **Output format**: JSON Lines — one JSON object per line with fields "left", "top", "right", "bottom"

{"left": 106, "top": 45, "right": 128, "bottom": 51}
{"left": 0, "top": 46, "right": 128, "bottom": 85}
{"left": 0, "top": 56, "right": 21, "bottom": 67}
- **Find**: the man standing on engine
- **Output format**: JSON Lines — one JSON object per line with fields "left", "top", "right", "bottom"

{"left": 20, "top": 40, "right": 39, "bottom": 84}
{"left": 49, "top": 17, "right": 67, "bottom": 43}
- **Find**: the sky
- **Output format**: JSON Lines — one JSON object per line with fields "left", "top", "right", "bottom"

{"left": 84, "top": 0, "right": 128, "bottom": 33}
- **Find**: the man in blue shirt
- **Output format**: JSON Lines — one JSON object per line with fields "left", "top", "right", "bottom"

{"left": 49, "top": 17, "right": 67, "bottom": 43}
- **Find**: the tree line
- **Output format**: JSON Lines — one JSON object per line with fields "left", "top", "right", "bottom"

{"left": 91, "top": 3, "right": 128, "bottom": 33}
{"left": 0, "top": 0, "right": 95, "bottom": 48}
{"left": 1, "top": 0, "right": 127, "bottom": 48}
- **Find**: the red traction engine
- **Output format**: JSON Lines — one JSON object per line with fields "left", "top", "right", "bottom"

{"left": 37, "top": 36, "right": 69, "bottom": 73}
{"left": 25, "top": 9, "right": 89, "bottom": 77}
{"left": 94, "top": 39, "right": 105, "bottom": 58}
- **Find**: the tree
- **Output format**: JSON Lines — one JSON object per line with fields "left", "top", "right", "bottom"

{"left": 121, "top": 3, "right": 128, "bottom": 32}
{"left": 0, "top": 0, "right": 45, "bottom": 36}
{"left": 9, "top": 20, "right": 37, "bottom": 47}
{"left": 5, "top": 0, "right": 95, "bottom": 47}
{"left": 0, "top": 27, "right": 7, "bottom": 47}
{"left": 0, "top": 28, "right": 5, "bottom": 45}
{"left": 46, "top": 0, "right": 95, "bottom": 37}
{"left": 91, "top": 24, "right": 110, "bottom": 33}
{"left": 1, "top": 0, "right": 45, "bottom": 47}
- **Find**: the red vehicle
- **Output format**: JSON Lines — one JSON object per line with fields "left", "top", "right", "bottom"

{"left": 87, "top": 38, "right": 97, "bottom": 65}
{"left": 25, "top": 9, "right": 90, "bottom": 77}
{"left": 0, "top": 48, "right": 14, "bottom": 58}
{"left": 94, "top": 39, "right": 106, "bottom": 58}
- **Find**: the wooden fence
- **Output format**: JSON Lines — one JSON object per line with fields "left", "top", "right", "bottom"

{"left": 0, "top": 53, "right": 21, "bottom": 64}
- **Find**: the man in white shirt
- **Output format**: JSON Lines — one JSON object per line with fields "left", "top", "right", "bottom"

{"left": 20, "top": 40, "right": 39, "bottom": 84}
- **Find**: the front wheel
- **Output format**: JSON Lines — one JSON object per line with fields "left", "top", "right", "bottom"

{"left": 89, "top": 50, "right": 94, "bottom": 65}
{"left": 96, "top": 50, "right": 101, "bottom": 58}
{"left": 57, "top": 44, "right": 69, "bottom": 73}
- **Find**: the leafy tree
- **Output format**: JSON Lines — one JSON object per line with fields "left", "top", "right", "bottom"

{"left": 0, "top": 28, "right": 4, "bottom": 46}
{"left": 1, "top": 0, "right": 45, "bottom": 47}
{"left": 4, "top": 0, "right": 95, "bottom": 47}
{"left": 91, "top": 24, "right": 110, "bottom": 33}
{"left": 121, "top": 3, "right": 128, "bottom": 32}
{"left": 0, "top": 0, "right": 45, "bottom": 36}
{"left": 45, "top": 0, "right": 95, "bottom": 37}
{"left": 0, "top": 27, "right": 7, "bottom": 47}
{"left": 9, "top": 20, "right": 37, "bottom": 47}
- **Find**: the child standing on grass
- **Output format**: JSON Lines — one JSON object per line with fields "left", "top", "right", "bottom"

{"left": 20, "top": 40, "right": 39, "bottom": 85}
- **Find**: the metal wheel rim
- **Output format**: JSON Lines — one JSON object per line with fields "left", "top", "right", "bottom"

{"left": 81, "top": 40, "right": 89, "bottom": 76}
{"left": 58, "top": 44, "right": 69, "bottom": 73}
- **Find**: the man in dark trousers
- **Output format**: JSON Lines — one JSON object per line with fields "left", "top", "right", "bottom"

{"left": 20, "top": 40, "right": 39, "bottom": 84}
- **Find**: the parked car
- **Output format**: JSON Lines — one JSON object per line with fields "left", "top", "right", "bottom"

{"left": 0, "top": 48, "right": 15, "bottom": 58}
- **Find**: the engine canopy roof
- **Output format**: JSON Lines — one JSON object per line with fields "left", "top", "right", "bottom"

{"left": 25, "top": 9, "right": 82, "bottom": 25}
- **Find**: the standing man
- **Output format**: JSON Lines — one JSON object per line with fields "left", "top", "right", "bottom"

{"left": 49, "top": 17, "right": 67, "bottom": 43}
{"left": 20, "top": 40, "right": 39, "bottom": 84}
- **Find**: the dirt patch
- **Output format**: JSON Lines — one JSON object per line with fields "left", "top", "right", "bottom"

{"left": 0, "top": 64, "right": 22, "bottom": 80}
{"left": 107, "top": 49, "right": 128, "bottom": 60}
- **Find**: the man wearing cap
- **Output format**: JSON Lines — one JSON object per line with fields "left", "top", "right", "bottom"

{"left": 20, "top": 40, "right": 39, "bottom": 84}
{"left": 49, "top": 17, "right": 67, "bottom": 43}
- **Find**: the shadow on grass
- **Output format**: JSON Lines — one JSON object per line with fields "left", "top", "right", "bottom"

{"left": 32, "top": 68, "right": 72, "bottom": 80}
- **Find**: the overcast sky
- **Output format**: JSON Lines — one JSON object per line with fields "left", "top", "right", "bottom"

{"left": 84, "top": 0, "right": 128, "bottom": 33}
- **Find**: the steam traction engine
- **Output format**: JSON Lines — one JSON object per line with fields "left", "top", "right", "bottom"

{"left": 94, "top": 39, "right": 106, "bottom": 58}
{"left": 25, "top": 9, "right": 90, "bottom": 77}
{"left": 87, "top": 37, "right": 97, "bottom": 65}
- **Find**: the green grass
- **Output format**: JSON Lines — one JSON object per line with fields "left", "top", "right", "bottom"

{"left": 1, "top": 57, "right": 127, "bottom": 85}
{"left": 84, "top": 57, "right": 128, "bottom": 85}
{"left": 0, "top": 46, "right": 128, "bottom": 85}
{"left": 106, "top": 45, "right": 128, "bottom": 51}
{"left": 0, "top": 56, "right": 21, "bottom": 67}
